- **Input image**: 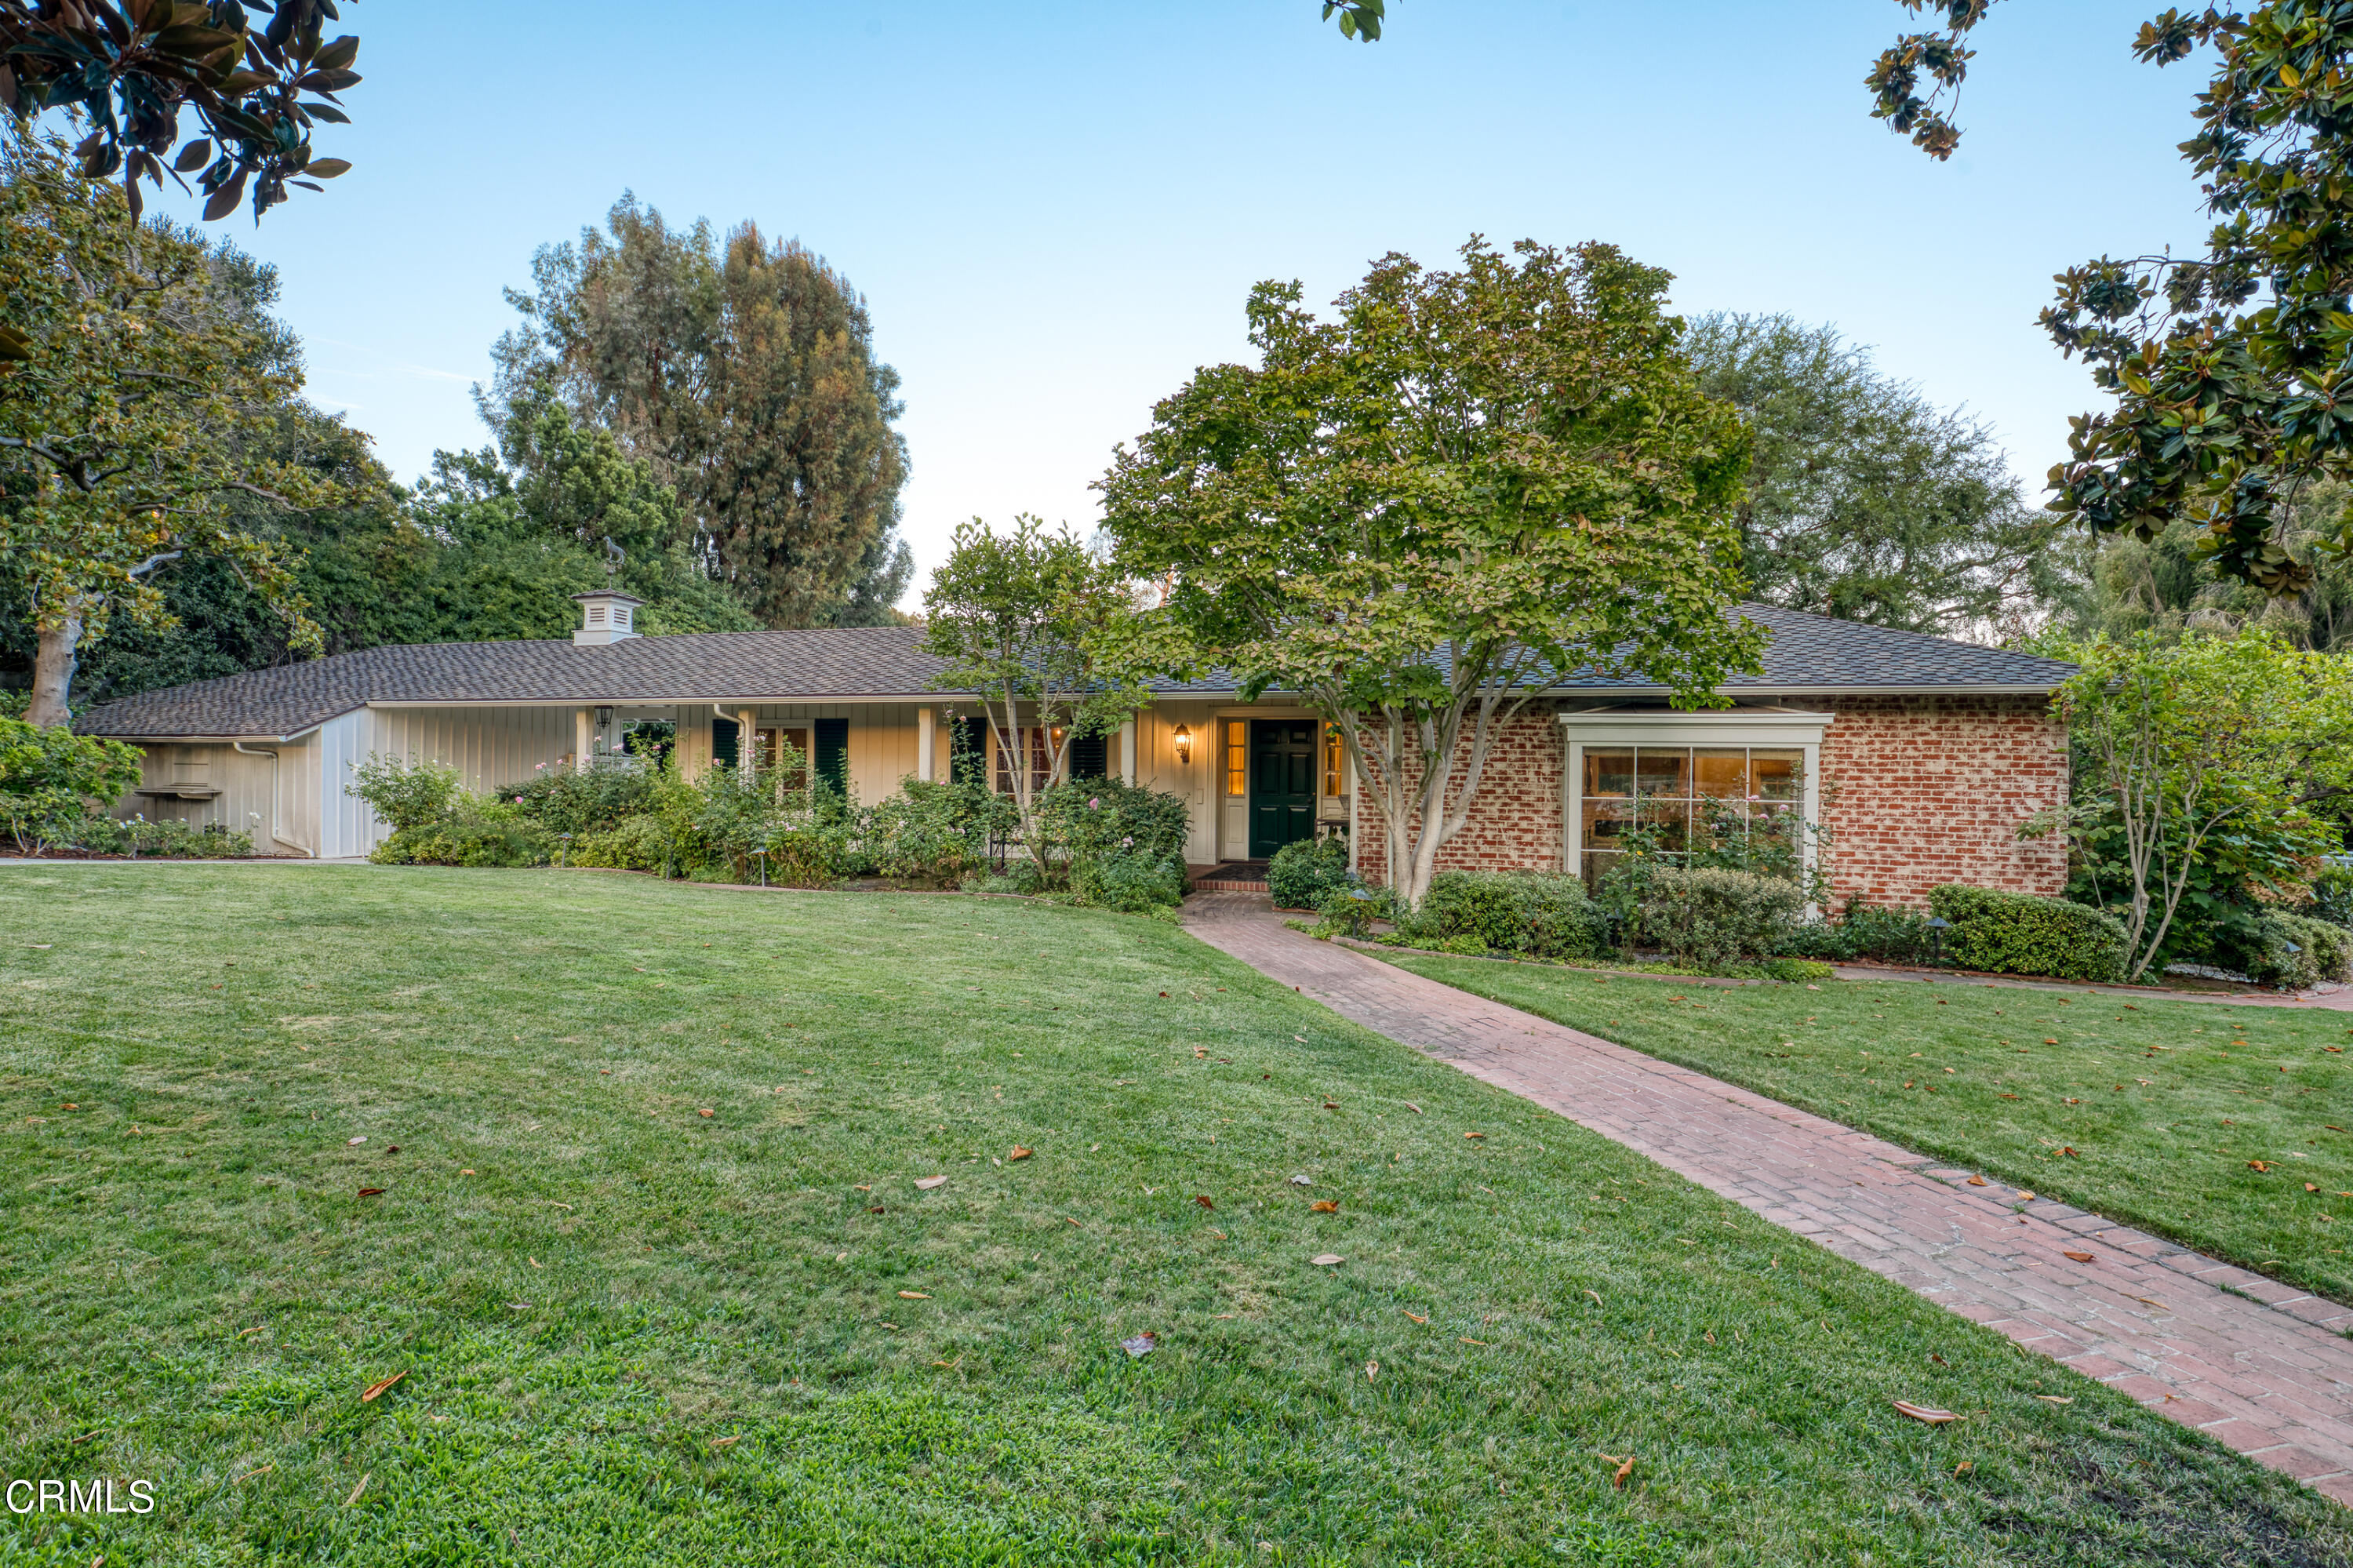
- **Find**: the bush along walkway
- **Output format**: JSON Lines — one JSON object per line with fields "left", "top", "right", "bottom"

{"left": 1183, "top": 892, "right": 2353, "bottom": 1505}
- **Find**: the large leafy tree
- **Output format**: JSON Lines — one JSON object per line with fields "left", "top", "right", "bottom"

{"left": 1867, "top": 2, "right": 2353, "bottom": 595}
{"left": 0, "top": 130, "right": 362, "bottom": 725}
{"left": 920, "top": 515, "right": 1153, "bottom": 875}
{"left": 0, "top": 0, "right": 358, "bottom": 253}
{"left": 493, "top": 197, "right": 915, "bottom": 629}
{"left": 1100, "top": 238, "right": 1764, "bottom": 908}
{"left": 1687, "top": 311, "right": 2068, "bottom": 635}
{"left": 2042, "top": 630, "right": 2353, "bottom": 982}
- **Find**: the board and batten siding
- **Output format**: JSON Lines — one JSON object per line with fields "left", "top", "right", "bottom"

{"left": 318, "top": 705, "right": 575, "bottom": 858}
{"left": 110, "top": 740, "right": 316, "bottom": 855}
{"left": 678, "top": 702, "right": 926, "bottom": 803}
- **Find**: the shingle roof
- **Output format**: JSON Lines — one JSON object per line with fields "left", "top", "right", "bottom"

{"left": 75, "top": 606, "right": 2073, "bottom": 740}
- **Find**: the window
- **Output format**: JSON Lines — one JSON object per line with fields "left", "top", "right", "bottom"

{"left": 1576, "top": 742, "right": 1806, "bottom": 891}
{"left": 1322, "top": 727, "right": 1344, "bottom": 799}
{"left": 755, "top": 727, "right": 811, "bottom": 798}
{"left": 1224, "top": 720, "right": 1247, "bottom": 797}
{"left": 994, "top": 726, "right": 1054, "bottom": 795}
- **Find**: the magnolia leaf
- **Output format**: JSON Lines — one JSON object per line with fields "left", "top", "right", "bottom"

{"left": 1893, "top": 1400, "right": 1958, "bottom": 1424}
{"left": 1194, "top": 1195, "right": 1215, "bottom": 1210}
{"left": 1311, "top": 1253, "right": 1344, "bottom": 1266}
{"left": 358, "top": 1370, "right": 406, "bottom": 1402}
{"left": 1120, "top": 1331, "right": 1158, "bottom": 1358}
{"left": 1009, "top": 1146, "right": 1032, "bottom": 1160}
{"left": 2062, "top": 1250, "right": 2095, "bottom": 1263}
{"left": 1310, "top": 1199, "right": 1339, "bottom": 1213}
{"left": 915, "top": 1176, "right": 947, "bottom": 1190}
{"left": 897, "top": 1290, "right": 930, "bottom": 1299}
{"left": 304, "top": 157, "right": 353, "bottom": 179}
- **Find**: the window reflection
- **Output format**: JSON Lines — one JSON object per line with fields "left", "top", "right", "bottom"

{"left": 1577, "top": 742, "right": 1808, "bottom": 891}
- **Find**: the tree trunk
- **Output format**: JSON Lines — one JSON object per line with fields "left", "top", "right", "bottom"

{"left": 26, "top": 614, "right": 82, "bottom": 729}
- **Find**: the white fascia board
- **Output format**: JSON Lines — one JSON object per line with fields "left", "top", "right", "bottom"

{"left": 1553, "top": 684, "right": 2058, "bottom": 697}
{"left": 96, "top": 722, "right": 325, "bottom": 745}
{"left": 360, "top": 694, "right": 973, "bottom": 710}
{"left": 1560, "top": 709, "right": 1834, "bottom": 746}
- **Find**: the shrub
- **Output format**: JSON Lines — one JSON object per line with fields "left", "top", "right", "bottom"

{"left": 2308, "top": 858, "right": 2353, "bottom": 930}
{"left": 867, "top": 777, "right": 996, "bottom": 886}
{"left": 1268, "top": 835, "right": 1353, "bottom": 910}
{"left": 1076, "top": 853, "right": 1187, "bottom": 914}
{"left": 1518, "top": 872, "right": 1602, "bottom": 962}
{"left": 2228, "top": 909, "right": 2353, "bottom": 990}
{"left": 68, "top": 816, "right": 256, "bottom": 858}
{"left": 1927, "top": 885, "right": 2129, "bottom": 984}
{"left": 345, "top": 754, "right": 464, "bottom": 830}
{"left": 500, "top": 763, "right": 656, "bottom": 836}
{"left": 0, "top": 717, "right": 144, "bottom": 852}
{"left": 1036, "top": 780, "right": 1191, "bottom": 913}
{"left": 370, "top": 814, "right": 554, "bottom": 868}
{"left": 1779, "top": 898, "right": 1937, "bottom": 965}
{"left": 569, "top": 813, "right": 667, "bottom": 872}
{"left": 1638, "top": 868, "right": 1803, "bottom": 970}
{"left": 1315, "top": 882, "right": 1391, "bottom": 937}
{"left": 1392, "top": 870, "right": 1602, "bottom": 962}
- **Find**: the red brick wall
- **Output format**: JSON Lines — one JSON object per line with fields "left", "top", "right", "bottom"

{"left": 1349, "top": 696, "right": 2069, "bottom": 907}
{"left": 1817, "top": 695, "right": 2068, "bottom": 908}
{"left": 1352, "top": 711, "right": 1563, "bottom": 885}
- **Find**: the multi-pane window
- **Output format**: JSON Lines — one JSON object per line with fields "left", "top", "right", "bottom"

{"left": 1322, "top": 727, "right": 1344, "bottom": 799}
{"left": 994, "top": 726, "right": 1056, "bottom": 795}
{"left": 1224, "top": 720, "right": 1247, "bottom": 797}
{"left": 1577, "top": 744, "right": 1802, "bottom": 890}
{"left": 754, "top": 726, "right": 811, "bottom": 799}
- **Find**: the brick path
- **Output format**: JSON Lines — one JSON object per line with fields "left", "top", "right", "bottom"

{"left": 1184, "top": 892, "right": 2353, "bottom": 1505}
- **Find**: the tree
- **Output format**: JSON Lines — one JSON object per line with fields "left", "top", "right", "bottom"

{"left": 1686, "top": 311, "right": 2069, "bottom": 635}
{"left": 2075, "top": 482, "right": 2353, "bottom": 653}
{"left": 0, "top": 0, "right": 359, "bottom": 251}
{"left": 1866, "top": 2, "right": 2353, "bottom": 596}
{"left": 1100, "top": 238, "right": 1765, "bottom": 908}
{"left": 0, "top": 130, "right": 361, "bottom": 725}
{"left": 919, "top": 515, "right": 1153, "bottom": 876}
{"left": 492, "top": 196, "right": 914, "bottom": 629}
{"left": 2042, "top": 630, "right": 2353, "bottom": 982}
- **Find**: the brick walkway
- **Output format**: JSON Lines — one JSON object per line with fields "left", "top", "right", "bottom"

{"left": 1184, "top": 892, "right": 2353, "bottom": 1505}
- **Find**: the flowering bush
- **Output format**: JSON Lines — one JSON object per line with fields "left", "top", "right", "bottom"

{"left": 345, "top": 754, "right": 464, "bottom": 830}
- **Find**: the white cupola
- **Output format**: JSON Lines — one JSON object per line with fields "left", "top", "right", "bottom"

{"left": 572, "top": 589, "right": 646, "bottom": 646}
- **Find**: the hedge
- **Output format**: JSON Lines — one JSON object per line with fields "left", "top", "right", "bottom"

{"left": 1926, "top": 885, "right": 2129, "bottom": 984}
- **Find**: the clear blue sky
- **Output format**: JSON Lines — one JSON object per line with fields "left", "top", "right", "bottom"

{"left": 135, "top": 2, "right": 2206, "bottom": 609}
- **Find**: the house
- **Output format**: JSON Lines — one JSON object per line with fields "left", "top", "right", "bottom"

{"left": 75, "top": 588, "right": 2077, "bottom": 906}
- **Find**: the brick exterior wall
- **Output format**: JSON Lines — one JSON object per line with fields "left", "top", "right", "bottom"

{"left": 1352, "top": 711, "right": 1563, "bottom": 886}
{"left": 1349, "top": 696, "right": 2068, "bottom": 908}
{"left": 1817, "top": 694, "right": 2069, "bottom": 908}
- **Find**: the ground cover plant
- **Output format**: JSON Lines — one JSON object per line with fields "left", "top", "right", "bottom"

{"left": 1383, "top": 953, "right": 2353, "bottom": 1308}
{"left": 0, "top": 868, "right": 2344, "bottom": 1566}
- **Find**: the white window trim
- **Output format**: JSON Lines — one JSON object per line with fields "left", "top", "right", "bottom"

{"left": 1559, "top": 709, "right": 1833, "bottom": 878}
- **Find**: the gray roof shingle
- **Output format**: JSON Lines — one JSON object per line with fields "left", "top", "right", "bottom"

{"left": 75, "top": 606, "right": 2073, "bottom": 740}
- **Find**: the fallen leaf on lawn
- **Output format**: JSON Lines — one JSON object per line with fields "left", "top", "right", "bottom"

{"left": 347, "top": 1136, "right": 366, "bottom": 1145}
{"left": 1064, "top": 1217, "right": 1081, "bottom": 1227}
{"left": 1954, "top": 1461, "right": 1973, "bottom": 1476}
{"left": 1194, "top": 1195, "right": 1215, "bottom": 1210}
{"left": 238, "top": 1324, "right": 265, "bottom": 1337}
{"left": 1464, "top": 1131, "right": 1486, "bottom": 1140}
{"left": 1120, "top": 1331, "right": 1158, "bottom": 1358}
{"left": 1460, "top": 1336, "right": 1488, "bottom": 1345}
{"left": 1585, "top": 1290, "right": 1602, "bottom": 1308}
{"left": 697, "top": 1109, "right": 714, "bottom": 1119}
{"left": 460, "top": 1169, "right": 475, "bottom": 1176}
{"left": 344, "top": 1472, "right": 371, "bottom": 1508}
{"left": 1598, "top": 1453, "right": 1635, "bottom": 1488}
{"left": 1366, "top": 1360, "right": 1379, "bottom": 1381}
{"left": 1404, "top": 1101, "right": 1422, "bottom": 1114}
{"left": 1893, "top": 1400, "right": 1959, "bottom": 1424}
{"left": 915, "top": 1176, "right": 947, "bottom": 1191}
{"left": 1311, "top": 1199, "right": 1339, "bottom": 1213}
{"left": 1322, "top": 1101, "right": 1340, "bottom": 1110}
{"left": 2063, "top": 1250, "right": 2095, "bottom": 1263}
{"left": 232, "top": 1464, "right": 272, "bottom": 1483}
{"left": 1289, "top": 1174, "right": 1313, "bottom": 1186}
{"left": 1311, "top": 1253, "right": 1344, "bottom": 1266}
{"left": 529, "top": 1257, "right": 542, "bottom": 1268}
{"left": 711, "top": 1435, "right": 740, "bottom": 1450}
{"left": 2035, "top": 1395, "right": 2072, "bottom": 1404}
{"left": 358, "top": 1371, "right": 406, "bottom": 1402}
{"left": 2310, "top": 1183, "right": 2322, "bottom": 1192}
{"left": 1966, "top": 1176, "right": 1988, "bottom": 1186}
{"left": 2250, "top": 1159, "right": 2272, "bottom": 1172}
{"left": 1009, "top": 1147, "right": 1033, "bottom": 1160}
{"left": 356, "top": 1187, "right": 384, "bottom": 1198}
{"left": 2043, "top": 1038, "right": 2060, "bottom": 1046}
{"left": 898, "top": 1290, "right": 931, "bottom": 1299}
{"left": 932, "top": 1356, "right": 963, "bottom": 1370}
{"left": 1404, "top": 1312, "right": 1428, "bottom": 1323}
{"left": 1158, "top": 991, "right": 1169, "bottom": 998}
{"left": 507, "top": 1301, "right": 532, "bottom": 1310}
{"left": 869, "top": 1205, "right": 886, "bottom": 1213}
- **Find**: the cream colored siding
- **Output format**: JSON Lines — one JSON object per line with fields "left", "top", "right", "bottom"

{"left": 318, "top": 705, "right": 574, "bottom": 857}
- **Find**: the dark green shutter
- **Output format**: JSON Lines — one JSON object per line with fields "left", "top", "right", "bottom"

{"left": 712, "top": 716, "right": 739, "bottom": 770}
{"left": 816, "top": 717, "right": 849, "bottom": 795}
{"left": 952, "top": 717, "right": 989, "bottom": 784}
{"left": 1069, "top": 732, "right": 1107, "bottom": 781}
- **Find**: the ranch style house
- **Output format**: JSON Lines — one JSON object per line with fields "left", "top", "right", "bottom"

{"left": 75, "top": 589, "right": 2078, "bottom": 907}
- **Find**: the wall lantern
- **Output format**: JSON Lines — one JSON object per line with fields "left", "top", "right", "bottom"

{"left": 1172, "top": 724, "right": 1192, "bottom": 766}
{"left": 595, "top": 706, "right": 614, "bottom": 729}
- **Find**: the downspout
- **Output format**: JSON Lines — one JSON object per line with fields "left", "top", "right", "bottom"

{"left": 232, "top": 740, "right": 315, "bottom": 858}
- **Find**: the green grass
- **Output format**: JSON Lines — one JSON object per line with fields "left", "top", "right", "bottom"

{"left": 1381, "top": 951, "right": 2353, "bottom": 1307}
{"left": 0, "top": 867, "right": 2342, "bottom": 1566}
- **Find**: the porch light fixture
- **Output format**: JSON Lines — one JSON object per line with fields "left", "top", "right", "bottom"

{"left": 595, "top": 706, "right": 613, "bottom": 728}
{"left": 1173, "top": 724, "right": 1192, "bottom": 766}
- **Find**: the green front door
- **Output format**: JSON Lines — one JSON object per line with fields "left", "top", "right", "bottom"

{"left": 1249, "top": 719, "right": 1318, "bottom": 859}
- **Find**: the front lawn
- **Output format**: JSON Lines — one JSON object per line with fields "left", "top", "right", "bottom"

{"left": 1381, "top": 951, "right": 2353, "bottom": 1307}
{"left": 1, "top": 867, "right": 2344, "bottom": 1566}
